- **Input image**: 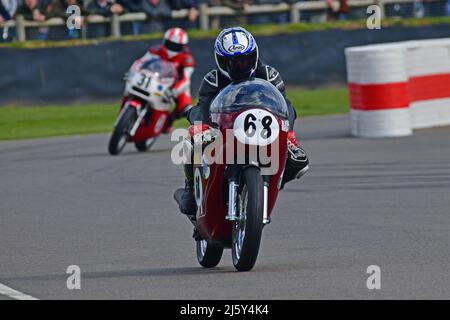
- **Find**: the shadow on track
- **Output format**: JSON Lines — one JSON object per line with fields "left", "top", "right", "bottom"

{"left": 1, "top": 267, "right": 236, "bottom": 283}
{"left": 9, "top": 148, "right": 174, "bottom": 163}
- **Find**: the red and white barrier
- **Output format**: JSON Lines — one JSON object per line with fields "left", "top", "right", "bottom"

{"left": 345, "top": 38, "right": 450, "bottom": 138}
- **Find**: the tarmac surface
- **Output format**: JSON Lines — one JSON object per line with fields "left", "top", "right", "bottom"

{"left": 1, "top": 115, "right": 449, "bottom": 299}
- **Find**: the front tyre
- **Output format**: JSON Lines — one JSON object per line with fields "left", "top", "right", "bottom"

{"left": 232, "top": 166, "right": 264, "bottom": 272}
{"left": 135, "top": 137, "right": 158, "bottom": 152}
{"left": 108, "top": 107, "right": 137, "bottom": 155}
{"left": 196, "top": 239, "right": 224, "bottom": 268}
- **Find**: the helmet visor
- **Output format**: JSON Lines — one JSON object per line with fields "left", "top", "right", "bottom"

{"left": 164, "top": 40, "right": 184, "bottom": 52}
{"left": 216, "top": 50, "right": 258, "bottom": 80}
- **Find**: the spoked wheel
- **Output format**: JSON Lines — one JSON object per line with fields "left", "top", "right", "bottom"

{"left": 108, "top": 107, "right": 137, "bottom": 155}
{"left": 196, "top": 239, "right": 224, "bottom": 268}
{"left": 232, "top": 167, "right": 264, "bottom": 272}
{"left": 134, "top": 137, "right": 158, "bottom": 152}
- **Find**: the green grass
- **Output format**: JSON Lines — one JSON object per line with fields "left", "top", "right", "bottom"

{"left": 0, "top": 87, "right": 349, "bottom": 141}
{"left": 0, "top": 103, "right": 118, "bottom": 141}
{"left": 288, "top": 87, "right": 349, "bottom": 117}
{"left": 2, "top": 16, "right": 450, "bottom": 49}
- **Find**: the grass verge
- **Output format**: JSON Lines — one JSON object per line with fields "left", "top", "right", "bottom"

{"left": 0, "top": 87, "right": 349, "bottom": 141}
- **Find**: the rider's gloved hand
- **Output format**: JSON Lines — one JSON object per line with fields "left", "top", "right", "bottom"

{"left": 188, "top": 123, "right": 216, "bottom": 145}
{"left": 162, "top": 88, "right": 174, "bottom": 103}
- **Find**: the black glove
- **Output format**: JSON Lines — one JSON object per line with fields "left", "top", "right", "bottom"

{"left": 162, "top": 88, "right": 174, "bottom": 103}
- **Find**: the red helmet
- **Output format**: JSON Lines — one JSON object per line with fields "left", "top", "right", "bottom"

{"left": 163, "top": 27, "right": 189, "bottom": 54}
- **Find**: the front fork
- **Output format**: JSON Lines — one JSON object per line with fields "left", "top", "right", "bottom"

{"left": 263, "top": 182, "right": 270, "bottom": 224}
{"left": 226, "top": 180, "right": 238, "bottom": 221}
{"left": 129, "top": 106, "right": 147, "bottom": 137}
{"left": 117, "top": 99, "right": 147, "bottom": 137}
{"left": 225, "top": 165, "right": 271, "bottom": 225}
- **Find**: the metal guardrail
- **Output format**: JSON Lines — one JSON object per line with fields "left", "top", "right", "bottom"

{"left": 0, "top": 0, "right": 446, "bottom": 42}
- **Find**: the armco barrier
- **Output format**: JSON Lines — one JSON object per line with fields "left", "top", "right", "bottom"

{"left": 346, "top": 38, "right": 450, "bottom": 138}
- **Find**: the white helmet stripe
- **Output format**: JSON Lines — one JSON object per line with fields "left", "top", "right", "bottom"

{"left": 164, "top": 27, "right": 189, "bottom": 45}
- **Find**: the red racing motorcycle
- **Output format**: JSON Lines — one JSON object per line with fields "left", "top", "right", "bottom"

{"left": 108, "top": 58, "right": 178, "bottom": 155}
{"left": 176, "top": 78, "right": 291, "bottom": 271}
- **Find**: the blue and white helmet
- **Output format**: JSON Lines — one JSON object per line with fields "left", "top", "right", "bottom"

{"left": 214, "top": 27, "right": 259, "bottom": 81}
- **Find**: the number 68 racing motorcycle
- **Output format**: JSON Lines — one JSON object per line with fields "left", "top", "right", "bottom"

{"left": 175, "top": 78, "right": 296, "bottom": 272}
{"left": 108, "top": 58, "right": 178, "bottom": 155}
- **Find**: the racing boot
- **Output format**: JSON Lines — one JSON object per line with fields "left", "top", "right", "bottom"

{"left": 174, "top": 180, "right": 197, "bottom": 217}
{"left": 280, "top": 130, "right": 309, "bottom": 190}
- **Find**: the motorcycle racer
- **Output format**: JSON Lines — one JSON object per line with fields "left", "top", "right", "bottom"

{"left": 175, "top": 26, "right": 310, "bottom": 217}
{"left": 125, "top": 27, "right": 195, "bottom": 133}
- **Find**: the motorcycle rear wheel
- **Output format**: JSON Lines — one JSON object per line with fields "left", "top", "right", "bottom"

{"left": 196, "top": 239, "right": 224, "bottom": 268}
{"left": 108, "top": 107, "right": 137, "bottom": 155}
{"left": 231, "top": 166, "right": 264, "bottom": 272}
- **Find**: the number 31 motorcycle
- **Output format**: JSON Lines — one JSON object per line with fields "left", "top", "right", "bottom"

{"left": 108, "top": 58, "right": 178, "bottom": 155}
{"left": 175, "top": 78, "right": 292, "bottom": 271}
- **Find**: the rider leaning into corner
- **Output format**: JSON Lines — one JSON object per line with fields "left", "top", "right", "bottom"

{"left": 124, "top": 27, "right": 195, "bottom": 133}
{"left": 175, "top": 26, "right": 310, "bottom": 217}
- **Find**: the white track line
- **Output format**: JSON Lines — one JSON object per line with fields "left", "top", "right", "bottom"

{"left": 0, "top": 283, "right": 39, "bottom": 300}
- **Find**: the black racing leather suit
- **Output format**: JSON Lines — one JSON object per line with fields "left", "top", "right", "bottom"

{"left": 188, "top": 61, "right": 297, "bottom": 129}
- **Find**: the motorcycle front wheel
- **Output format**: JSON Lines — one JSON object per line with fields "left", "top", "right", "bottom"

{"left": 231, "top": 166, "right": 264, "bottom": 272}
{"left": 108, "top": 107, "right": 137, "bottom": 155}
{"left": 196, "top": 239, "right": 224, "bottom": 268}
{"left": 134, "top": 137, "right": 158, "bottom": 152}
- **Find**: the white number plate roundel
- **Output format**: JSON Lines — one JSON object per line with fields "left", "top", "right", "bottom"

{"left": 233, "top": 109, "right": 279, "bottom": 146}
{"left": 132, "top": 72, "right": 152, "bottom": 92}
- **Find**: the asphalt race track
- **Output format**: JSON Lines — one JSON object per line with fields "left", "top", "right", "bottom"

{"left": 1, "top": 115, "right": 449, "bottom": 300}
